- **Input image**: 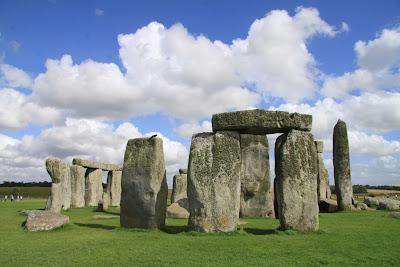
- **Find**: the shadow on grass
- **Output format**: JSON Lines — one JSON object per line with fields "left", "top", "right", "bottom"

{"left": 91, "top": 209, "right": 120, "bottom": 216}
{"left": 243, "top": 228, "right": 278, "bottom": 235}
{"left": 74, "top": 222, "right": 116, "bottom": 230}
{"left": 160, "top": 225, "right": 188, "bottom": 234}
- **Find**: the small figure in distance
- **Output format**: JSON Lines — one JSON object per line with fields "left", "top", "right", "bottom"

{"left": 3, "top": 195, "right": 7, "bottom": 202}
{"left": 10, "top": 194, "right": 14, "bottom": 202}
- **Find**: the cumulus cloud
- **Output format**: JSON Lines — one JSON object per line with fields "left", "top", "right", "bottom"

{"left": 0, "top": 88, "right": 59, "bottom": 130}
{"left": 232, "top": 7, "right": 337, "bottom": 102}
{"left": 352, "top": 156, "right": 400, "bottom": 185}
{"left": 0, "top": 64, "right": 33, "bottom": 88}
{"left": 173, "top": 120, "right": 212, "bottom": 138}
{"left": 322, "top": 28, "right": 400, "bottom": 98}
{"left": 0, "top": 119, "right": 188, "bottom": 186}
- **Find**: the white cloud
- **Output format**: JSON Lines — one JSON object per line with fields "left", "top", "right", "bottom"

{"left": 232, "top": 7, "right": 337, "bottom": 102}
{"left": 0, "top": 88, "right": 59, "bottom": 130}
{"left": 0, "top": 119, "right": 188, "bottom": 186}
{"left": 173, "top": 120, "right": 212, "bottom": 138}
{"left": 9, "top": 40, "right": 21, "bottom": 53}
{"left": 352, "top": 156, "right": 400, "bottom": 185}
{"left": 349, "top": 131, "right": 400, "bottom": 156}
{"left": 94, "top": 8, "right": 104, "bottom": 16}
{"left": 0, "top": 64, "right": 33, "bottom": 88}
{"left": 322, "top": 28, "right": 400, "bottom": 98}
{"left": 341, "top": 22, "right": 350, "bottom": 33}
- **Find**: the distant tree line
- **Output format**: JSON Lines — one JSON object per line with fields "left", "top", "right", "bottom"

{"left": 0, "top": 181, "right": 52, "bottom": 187}
{"left": 330, "top": 184, "right": 400, "bottom": 194}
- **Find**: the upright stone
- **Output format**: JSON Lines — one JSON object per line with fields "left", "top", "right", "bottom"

{"left": 240, "top": 134, "right": 271, "bottom": 217}
{"left": 171, "top": 171, "right": 187, "bottom": 204}
{"left": 120, "top": 137, "right": 167, "bottom": 229}
{"left": 85, "top": 168, "right": 103, "bottom": 207}
{"left": 333, "top": 119, "right": 353, "bottom": 211}
{"left": 70, "top": 165, "right": 86, "bottom": 208}
{"left": 107, "top": 170, "right": 122, "bottom": 206}
{"left": 315, "top": 141, "right": 331, "bottom": 201}
{"left": 46, "top": 158, "right": 71, "bottom": 212}
{"left": 275, "top": 130, "right": 319, "bottom": 231}
{"left": 188, "top": 131, "right": 241, "bottom": 232}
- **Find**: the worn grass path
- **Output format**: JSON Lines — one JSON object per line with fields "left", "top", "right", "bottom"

{"left": 0, "top": 199, "right": 399, "bottom": 266}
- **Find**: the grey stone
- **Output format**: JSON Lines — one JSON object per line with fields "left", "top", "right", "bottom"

{"left": 107, "top": 170, "right": 122, "bottom": 206}
{"left": 171, "top": 172, "right": 187, "bottom": 204}
{"left": 378, "top": 198, "right": 400, "bottom": 211}
{"left": 239, "top": 134, "right": 271, "bottom": 217}
{"left": 212, "top": 109, "right": 312, "bottom": 134}
{"left": 318, "top": 198, "right": 338, "bottom": 213}
{"left": 45, "top": 158, "right": 71, "bottom": 212}
{"left": 98, "top": 192, "right": 110, "bottom": 211}
{"left": 275, "top": 130, "right": 319, "bottom": 231}
{"left": 73, "top": 158, "right": 122, "bottom": 171}
{"left": 85, "top": 168, "right": 103, "bottom": 207}
{"left": 179, "top": 168, "right": 187, "bottom": 174}
{"left": 364, "top": 196, "right": 380, "bottom": 207}
{"left": 187, "top": 131, "right": 241, "bottom": 232}
{"left": 166, "top": 202, "right": 189, "bottom": 219}
{"left": 120, "top": 137, "right": 168, "bottom": 229}
{"left": 24, "top": 210, "right": 69, "bottom": 232}
{"left": 273, "top": 178, "right": 279, "bottom": 219}
{"left": 70, "top": 165, "right": 86, "bottom": 208}
{"left": 315, "top": 141, "right": 331, "bottom": 201}
{"left": 333, "top": 119, "right": 353, "bottom": 211}
{"left": 266, "top": 187, "right": 275, "bottom": 218}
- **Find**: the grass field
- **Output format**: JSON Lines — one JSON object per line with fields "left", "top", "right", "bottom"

{"left": 0, "top": 187, "right": 50, "bottom": 199}
{"left": 0, "top": 199, "right": 399, "bottom": 266}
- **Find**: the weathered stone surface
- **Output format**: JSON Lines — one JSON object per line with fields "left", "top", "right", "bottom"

{"left": 188, "top": 131, "right": 241, "bottom": 232}
{"left": 98, "top": 192, "right": 110, "bottom": 211}
{"left": 333, "top": 120, "right": 353, "bottom": 211}
{"left": 315, "top": 141, "right": 331, "bottom": 201}
{"left": 275, "top": 130, "right": 319, "bottom": 231}
{"left": 354, "top": 203, "right": 369, "bottom": 210}
{"left": 46, "top": 158, "right": 71, "bottom": 212}
{"left": 364, "top": 196, "right": 380, "bottom": 207}
{"left": 70, "top": 165, "right": 85, "bottom": 208}
{"left": 266, "top": 187, "right": 275, "bottom": 218}
{"left": 212, "top": 109, "right": 312, "bottom": 134}
{"left": 378, "top": 198, "right": 400, "bottom": 211}
{"left": 273, "top": 178, "right": 279, "bottom": 219}
{"left": 240, "top": 134, "right": 271, "bottom": 217}
{"left": 166, "top": 202, "right": 189, "bottom": 219}
{"left": 73, "top": 158, "right": 122, "bottom": 171}
{"left": 24, "top": 210, "right": 69, "bottom": 232}
{"left": 120, "top": 137, "right": 168, "bottom": 229}
{"left": 179, "top": 168, "right": 187, "bottom": 174}
{"left": 171, "top": 172, "right": 187, "bottom": 204}
{"left": 318, "top": 198, "right": 338, "bottom": 213}
{"left": 107, "top": 170, "right": 122, "bottom": 206}
{"left": 85, "top": 168, "right": 103, "bottom": 207}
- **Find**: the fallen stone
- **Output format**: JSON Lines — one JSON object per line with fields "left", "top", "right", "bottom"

{"left": 70, "top": 165, "right": 86, "bottom": 208}
{"left": 46, "top": 158, "right": 71, "bottom": 212}
{"left": 120, "top": 137, "right": 168, "bottom": 229}
{"left": 188, "top": 131, "right": 241, "bottom": 232}
{"left": 333, "top": 119, "right": 353, "bottom": 211}
{"left": 24, "top": 210, "right": 69, "bottom": 232}
{"left": 364, "top": 196, "right": 380, "bottom": 207}
{"left": 319, "top": 198, "right": 338, "bottom": 213}
{"left": 85, "top": 168, "right": 103, "bottom": 207}
{"left": 275, "top": 130, "right": 319, "bottom": 231}
{"left": 378, "top": 199, "right": 400, "bottom": 211}
{"left": 166, "top": 202, "right": 189, "bottom": 219}
{"left": 107, "top": 170, "right": 122, "bottom": 206}
{"left": 240, "top": 134, "right": 271, "bottom": 217}
{"left": 212, "top": 109, "right": 312, "bottom": 134}
{"left": 171, "top": 171, "right": 187, "bottom": 204}
{"left": 73, "top": 158, "right": 122, "bottom": 171}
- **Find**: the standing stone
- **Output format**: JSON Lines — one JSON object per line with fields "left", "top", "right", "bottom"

{"left": 333, "top": 119, "right": 353, "bottom": 211}
{"left": 46, "top": 158, "right": 70, "bottom": 212}
{"left": 275, "top": 130, "right": 319, "bottom": 231}
{"left": 85, "top": 168, "right": 103, "bottom": 207}
{"left": 315, "top": 141, "right": 331, "bottom": 201}
{"left": 70, "top": 165, "right": 86, "bottom": 208}
{"left": 107, "top": 171, "right": 122, "bottom": 206}
{"left": 188, "top": 131, "right": 241, "bottom": 232}
{"left": 98, "top": 192, "right": 110, "bottom": 211}
{"left": 120, "top": 137, "right": 167, "bottom": 229}
{"left": 239, "top": 134, "right": 271, "bottom": 217}
{"left": 171, "top": 171, "right": 187, "bottom": 204}
{"left": 273, "top": 178, "right": 279, "bottom": 219}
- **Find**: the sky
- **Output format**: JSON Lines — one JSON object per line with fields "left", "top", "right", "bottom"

{"left": 0, "top": 0, "right": 399, "bottom": 186}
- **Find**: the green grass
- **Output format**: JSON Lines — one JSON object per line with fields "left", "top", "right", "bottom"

{"left": 0, "top": 199, "right": 399, "bottom": 266}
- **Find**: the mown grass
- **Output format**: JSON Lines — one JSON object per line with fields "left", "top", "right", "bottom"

{"left": 0, "top": 199, "right": 399, "bottom": 267}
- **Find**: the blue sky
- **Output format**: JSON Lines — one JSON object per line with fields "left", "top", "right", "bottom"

{"left": 0, "top": 0, "right": 399, "bottom": 186}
